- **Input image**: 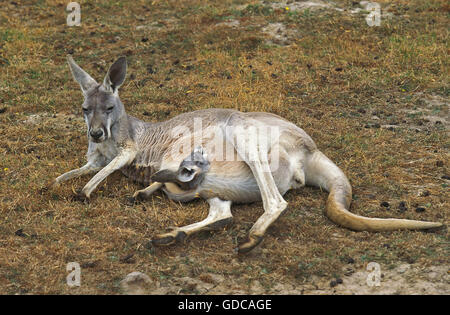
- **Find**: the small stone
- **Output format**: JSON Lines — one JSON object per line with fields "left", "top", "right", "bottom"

{"left": 330, "top": 280, "right": 338, "bottom": 287}
{"left": 380, "top": 201, "right": 390, "bottom": 208}
{"left": 345, "top": 257, "right": 355, "bottom": 264}
{"left": 357, "top": 108, "right": 366, "bottom": 114}
{"left": 441, "top": 175, "right": 450, "bottom": 180}
{"left": 415, "top": 207, "right": 426, "bottom": 213}
{"left": 397, "top": 264, "right": 410, "bottom": 274}
{"left": 120, "top": 272, "right": 152, "bottom": 295}
{"left": 435, "top": 160, "right": 444, "bottom": 167}
{"left": 398, "top": 201, "right": 407, "bottom": 212}
{"left": 81, "top": 261, "right": 98, "bottom": 268}
{"left": 15, "top": 229, "right": 26, "bottom": 237}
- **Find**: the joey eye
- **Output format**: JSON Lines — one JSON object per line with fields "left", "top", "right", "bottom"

{"left": 181, "top": 168, "right": 194, "bottom": 176}
{"left": 82, "top": 108, "right": 90, "bottom": 114}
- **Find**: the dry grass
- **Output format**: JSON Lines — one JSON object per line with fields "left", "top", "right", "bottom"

{"left": 0, "top": 0, "right": 448, "bottom": 294}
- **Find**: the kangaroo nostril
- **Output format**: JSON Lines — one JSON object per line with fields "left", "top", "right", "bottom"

{"left": 90, "top": 130, "right": 104, "bottom": 139}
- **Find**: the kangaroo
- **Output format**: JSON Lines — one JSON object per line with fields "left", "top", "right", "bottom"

{"left": 55, "top": 56, "right": 443, "bottom": 253}
{"left": 138, "top": 146, "right": 211, "bottom": 202}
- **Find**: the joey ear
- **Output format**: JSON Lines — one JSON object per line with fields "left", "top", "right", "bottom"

{"left": 177, "top": 167, "right": 196, "bottom": 183}
{"left": 67, "top": 55, "right": 97, "bottom": 94}
{"left": 103, "top": 56, "right": 127, "bottom": 93}
{"left": 151, "top": 169, "right": 178, "bottom": 183}
{"left": 194, "top": 146, "right": 205, "bottom": 156}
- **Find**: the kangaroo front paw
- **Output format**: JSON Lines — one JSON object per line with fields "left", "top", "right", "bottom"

{"left": 71, "top": 190, "right": 90, "bottom": 203}
{"left": 151, "top": 230, "right": 187, "bottom": 246}
{"left": 124, "top": 196, "right": 138, "bottom": 206}
{"left": 237, "top": 234, "right": 264, "bottom": 254}
{"left": 132, "top": 190, "right": 149, "bottom": 201}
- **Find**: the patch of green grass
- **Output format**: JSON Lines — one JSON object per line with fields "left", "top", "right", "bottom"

{"left": 241, "top": 4, "right": 274, "bottom": 16}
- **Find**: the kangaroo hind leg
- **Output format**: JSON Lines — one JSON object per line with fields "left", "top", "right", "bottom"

{"left": 225, "top": 120, "right": 288, "bottom": 253}
{"left": 133, "top": 182, "right": 163, "bottom": 201}
{"left": 151, "top": 198, "right": 233, "bottom": 246}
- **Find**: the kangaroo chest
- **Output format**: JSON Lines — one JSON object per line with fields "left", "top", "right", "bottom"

{"left": 120, "top": 148, "right": 163, "bottom": 185}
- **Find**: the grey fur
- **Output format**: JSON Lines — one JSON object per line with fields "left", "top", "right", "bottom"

{"left": 152, "top": 146, "right": 210, "bottom": 190}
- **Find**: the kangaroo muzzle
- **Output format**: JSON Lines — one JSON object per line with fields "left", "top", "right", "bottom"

{"left": 89, "top": 128, "right": 105, "bottom": 142}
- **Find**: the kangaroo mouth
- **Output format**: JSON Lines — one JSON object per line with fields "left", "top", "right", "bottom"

{"left": 90, "top": 136, "right": 106, "bottom": 143}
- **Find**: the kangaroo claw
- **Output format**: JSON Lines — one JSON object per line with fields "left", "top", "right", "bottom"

{"left": 237, "top": 234, "right": 264, "bottom": 254}
{"left": 151, "top": 230, "right": 188, "bottom": 246}
{"left": 132, "top": 190, "right": 146, "bottom": 201}
{"left": 72, "top": 190, "right": 90, "bottom": 203}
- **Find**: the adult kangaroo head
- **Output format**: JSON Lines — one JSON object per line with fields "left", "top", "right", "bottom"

{"left": 67, "top": 55, "right": 127, "bottom": 143}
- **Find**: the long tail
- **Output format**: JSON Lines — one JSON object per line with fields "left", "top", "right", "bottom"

{"left": 305, "top": 151, "right": 443, "bottom": 231}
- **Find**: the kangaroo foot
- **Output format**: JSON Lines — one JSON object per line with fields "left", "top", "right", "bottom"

{"left": 237, "top": 234, "right": 264, "bottom": 254}
{"left": 151, "top": 230, "right": 188, "bottom": 246}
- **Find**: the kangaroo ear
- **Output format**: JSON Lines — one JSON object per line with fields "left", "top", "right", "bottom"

{"left": 193, "top": 146, "right": 208, "bottom": 162}
{"left": 177, "top": 167, "right": 197, "bottom": 183}
{"left": 67, "top": 55, "right": 97, "bottom": 94}
{"left": 103, "top": 56, "right": 127, "bottom": 94}
{"left": 151, "top": 169, "right": 178, "bottom": 183}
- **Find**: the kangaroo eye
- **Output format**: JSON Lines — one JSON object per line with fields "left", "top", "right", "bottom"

{"left": 82, "top": 108, "right": 89, "bottom": 113}
{"left": 106, "top": 106, "right": 114, "bottom": 112}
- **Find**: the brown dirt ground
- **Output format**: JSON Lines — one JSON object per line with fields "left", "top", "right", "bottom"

{"left": 0, "top": 0, "right": 448, "bottom": 295}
